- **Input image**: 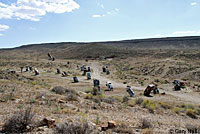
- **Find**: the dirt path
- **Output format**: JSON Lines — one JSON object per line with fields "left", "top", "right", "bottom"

{"left": 90, "top": 62, "right": 144, "bottom": 90}
{"left": 90, "top": 62, "right": 200, "bottom": 104}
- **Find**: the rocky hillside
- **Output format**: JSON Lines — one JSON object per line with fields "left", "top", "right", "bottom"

{"left": 1, "top": 36, "right": 200, "bottom": 59}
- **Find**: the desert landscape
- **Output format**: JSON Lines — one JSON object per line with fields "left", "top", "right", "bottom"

{"left": 0, "top": 36, "right": 200, "bottom": 134}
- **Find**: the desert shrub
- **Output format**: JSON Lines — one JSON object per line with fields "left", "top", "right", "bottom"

{"left": 122, "top": 96, "right": 129, "bottom": 103}
{"left": 139, "top": 80, "right": 144, "bottom": 86}
{"left": 195, "top": 108, "right": 200, "bottom": 115}
{"left": 135, "top": 98, "right": 144, "bottom": 105}
{"left": 185, "top": 124, "right": 200, "bottom": 133}
{"left": 85, "top": 94, "right": 93, "bottom": 100}
{"left": 158, "top": 102, "right": 171, "bottom": 109}
{"left": 52, "top": 86, "right": 79, "bottom": 100}
{"left": 95, "top": 115, "right": 100, "bottom": 125}
{"left": 112, "top": 123, "right": 134, "bottom": 134}
{"left": 65, "top": 88, "right": 79, "bottom": 96}
{"left": 164, "top": 80, "right": 169, "bottom": 84}
{"left": 154, "top": 79, "right": 159, "bottom": 83}
{"left": 52, "top": 86, "right": 65, "bottom": 95}
{"left": 31, "top": 81, "right": 37, "bottom": 85}
{"left": 185, "top": 104, "right": 195, "bottom": 110}
{"left": 65, "top": 89, "right": 79, "bottom": 101}
{"left": 54, "top": 121, "right": 98, "bottom": 134}
{"left": 65, "top": 94, "right": 79, "bottom": 101}
{"left": 180, "top": 103, "right": 186, "bottom": 108}
{"left": 2, "top": 107, "right": 35, "bottom": 133}
{"left": 103, "top": 97, "right": 115, "bottom": 104}
{"left": 140, "top": 118, "right": 153, "bottom": 129}
{"left": 84, "top": 89, "right": 92, "bottom": 94}
{"left": 128, "top": 100, "right": 135, "bottom": 107}
{"left": 142, "top": 100, "right": 156, "bottom": 113}
{"left": 172, "top": 107, "right": 182, "bottom": 114}
{"left": 93, "top": 98, "right": 101, "bottom": 104}
{"left": 92, "top": 87, "right": 101, "bottom": 96}
{"left": 186, "top": 109, "right": 197, "bottom": 119}
{"left": 141, "top": 128, "right": 154, "bottom": 134}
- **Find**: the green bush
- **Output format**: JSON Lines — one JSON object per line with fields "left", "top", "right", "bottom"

{"left": 186, "top": 109, "right": 197, "bottom": 119}
{"left": 142, "top": 100, "right": 156, "bottom": 113}
{"left": 158, "top": 102, "right": 171, "bottom": 109}
{"left": 172, "top": 107, "right": 182, "bottom": 114}
{"left": 185, "top": 104, "right": 195, "bottom": 110}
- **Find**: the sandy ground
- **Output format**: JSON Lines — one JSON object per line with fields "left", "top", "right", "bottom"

{"left": 90, "top": 61, "right": 200, "bottom": 105}
{"left": 0, "top": 59, "right": 200, "bottom": 134}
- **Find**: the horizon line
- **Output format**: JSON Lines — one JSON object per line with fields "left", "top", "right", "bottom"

{"left": 1, "top": 35, "right": 200, "bottom": 49}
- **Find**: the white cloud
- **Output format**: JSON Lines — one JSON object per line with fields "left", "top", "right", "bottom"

{"left": 92, "top": 7, "right": 119, "bottom": 18}
{"left": 0, "top": 0, "right": 80, "bottom": 21}
{"left": 0, "top": 2, "right": 8, "bottom": 7}
{"left": 115, "top": 8, "right": 119, "bottom": 11}
{"left": 92, "top": 14, "right": 105, "bottom": 18}
{"left": 0, "top": 24, "right": 9, "bottom": 31}
{"left": 172, "top": 30, "right": 200, "bottom": 35}
{"left": 106, "top": 8, "right": 119, "bottom": 15}
{"left": 155, "top": 34, "right": 161, "bottom": 37}
{"left": 0, "top": 6, "right": 13, "bottom": 19}
{"left": 100, "top": 4, "right": 104, "bottom": 9}
{"left": 191, "top": 2, "right": 197, "bottom": 6}
{"left": 0, "top": 24, "right": 9, "bottom": 36}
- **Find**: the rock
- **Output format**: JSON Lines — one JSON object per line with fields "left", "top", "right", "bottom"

{"left": 49, "top": 97, "right": 57, "bottom": 101}
{"left": 101, "top": 121, "right": 117, "bottom": 131}
{"left": 15, "top": 99, "right": 21, "bottom": 103}
{"left": 39, "top": 101, "right": 46, "bottom": 105}
{"left": 0, "top": 99, "right": 5, "bottom": 102}
{"left": 161, "top": 92, "right": 166, "bottom": 95}
{"left": 37, "top": 127, "right": 45, "bottom": 131}
{"left": 101, "top": 124, "right": 108, "bottom": 131}
{"left": 87, "top": 121, "right": 97, "bottom": 130}
{"left": 26, "top": 125, "right": 30, "bottom": 130}
{"left": 58, "top": 100, "right": 65, "bottom": 103}
{"left": 92, "top": 106, "right": 97, "bottom": 109}
{"left": 39, "top": 117, "right": 55, "bottom": 128}
{"left": 108, "top": 121, "right": 117, "bottom": 128}
{"left": 37, "top": 126, "right": 48, "bottom": 133}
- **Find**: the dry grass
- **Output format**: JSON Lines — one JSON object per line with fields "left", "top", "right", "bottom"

{"left": 1, "top": 106, "right": 35, "bottom": 133}
{"left": 112, "top": 123, "right": 134, "bottom": 134}
{"left": 135, "top": 97, "right": 144, "bottom": 105}
{"left": 140, "top": 118, "right": 153, "bottom": 129}
{"left": 52, "top": 86, "right": 66, "bottom": 95}
{"left": 142, "top": 100, "right": 157, "bottom": 113}
{"left": 186, "top": 109, "right": 197, "bottom": 119}
{"left": 0, "top": 50, "right": 200, "bottom": 134}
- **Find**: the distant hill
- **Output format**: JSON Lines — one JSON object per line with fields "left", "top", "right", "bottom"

{"left": 1, "top": 36, "right": 200, "bottom": 59}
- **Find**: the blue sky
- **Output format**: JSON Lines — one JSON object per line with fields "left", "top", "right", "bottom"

{"left": 0, "top": 0, "right": 200, "bottom": 48}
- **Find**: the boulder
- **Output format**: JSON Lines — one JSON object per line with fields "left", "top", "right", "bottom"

{"left": 39, "top": 117, "right": 55, "bottom": 128}
{"left": 108, "top": 121, "right": 117, "bottom": 128}
{"left": 101, "top": 121, "right": 117, "bottom": 131}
